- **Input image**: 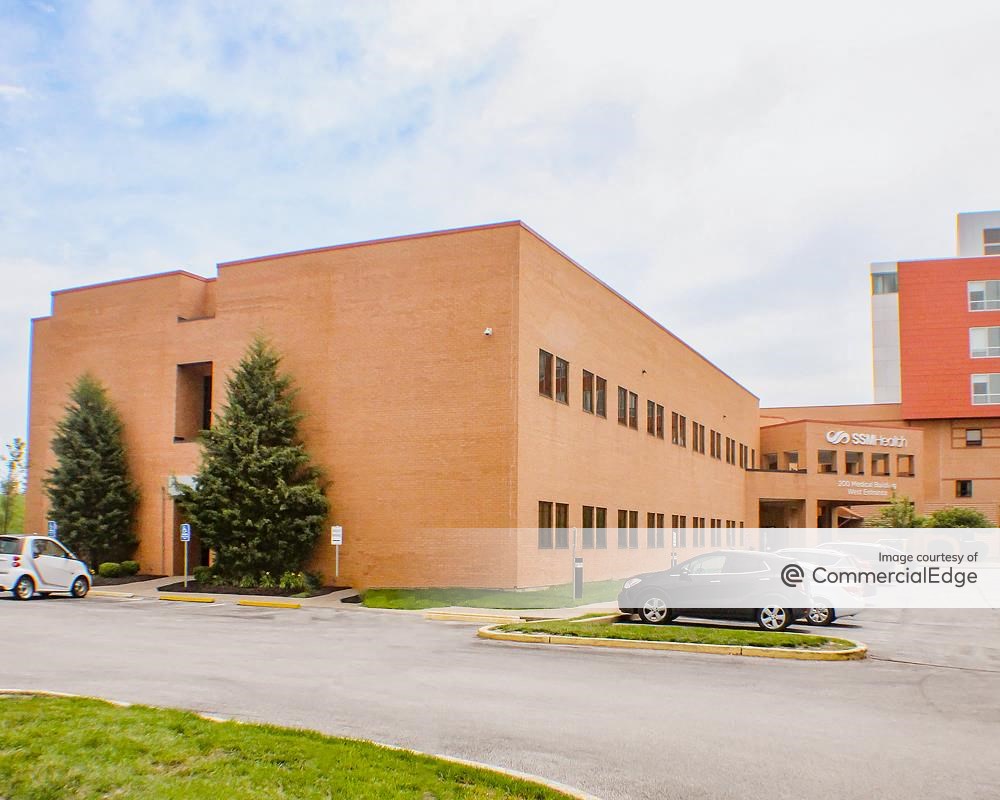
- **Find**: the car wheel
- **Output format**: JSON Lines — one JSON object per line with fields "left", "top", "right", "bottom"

{"left": 70, "top": 577, "right": 90, "bottom": 598}
{"left": 806, "top": 607, "right": 834, "bottom": 626}
{"left": 756, "top": 607, "right": 791, "bottom": 631}
{"left": 13, "top": 576, "right": 34, "bottom": 601}
{"left": 638, "top": 594, "right": 672, "bottom": 624}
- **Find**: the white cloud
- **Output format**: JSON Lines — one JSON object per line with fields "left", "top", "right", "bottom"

{"left": 0, "top": 84, "right": 27, "bottom": 97}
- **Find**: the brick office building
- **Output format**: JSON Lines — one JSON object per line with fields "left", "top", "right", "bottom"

{"left": 23, "top": 217, "right": 997, "bottom": 589}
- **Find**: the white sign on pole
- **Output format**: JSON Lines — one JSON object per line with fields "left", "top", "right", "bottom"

{"left": 330, "top": 526, "right": 343, "bottom": 546}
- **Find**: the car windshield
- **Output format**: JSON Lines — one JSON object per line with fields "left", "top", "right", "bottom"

{"left": 0, "top": 536, "right": 21, "bottom": 555}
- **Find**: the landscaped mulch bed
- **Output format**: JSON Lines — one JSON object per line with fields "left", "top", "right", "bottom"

{"left": 92, "top": 574, "right": 166, "bottom": 587}
{"left": 156, "top": 581, "right": 346, "bottom": 598}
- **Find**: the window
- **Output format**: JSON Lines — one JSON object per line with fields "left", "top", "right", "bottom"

{"left": 647, "top": 400, "right": 656, "bottom": 435}
{"left": 726, "top": 521, "right": 736, "bottom": 547}
{"left": 966, "top": 428, "right": 983, "bottom": 447}
{"left": 656, "top": 405, "right": 665, "bottom": 439}
{"left": 969, "top": 281, "right": 1000, "bottom": 311}
{"left": 655, "top": 513, "right": 665, "bottom": 547}
{"left": 582, "top": 505, "right": 594, "bottom": 548}
{"left": 784, "top": 451, "right": 800, "bottom": 471}
{"left": 538, "top": 350, "right": 553, "bottom": 397}
{"left": 555, "top": 502, "right": 569, "bottom": 548}
{"left": 618, "top": 387, "right": 628, "bottom": 425}
{"left": 762, "top": 452, "right": 778, "bottom": 471}
{"left": 897, "top": 454, "right": 915, "bottom": 477}
{"left": 688, "top": 553, "right": 726, "bottom": 575}
{"left": 818, "top": 450, "right": 837, "bottom": 474}
{"left": 710, "top": 519, "right": 721, "bottom": 547}
{"left": 692, "top": 517, "right": 706, "bottom": 547}
{"left": 629, "top": 510, "right": 639, "bottom": 548}
{"left": 672, "top": 413, "right": 687, "bottom": 446}
{"left": 617, "top": 509, "right": 628, "bottom": 548}
{"left": 537, "top": 501, "right": 553, "bottom": 549}
{"left": 739, "top": 443, "right": 746, "bottom": 468}
{"left": 691, "top": 422, "right": 705, "bottom": 453}
{"left": 725, "top": 552, "right": 765, "bottom": 573}
{"left": 647, "top": 513, "right": 665, "bottom": 548}
{"left": 671, "top": 514, "right": 687, "bottom": 547}
{"left": 970, "top": 327, "right": 1000, "bottom": 358}
{"left": 628, "top": 392, "right": 639, "bottom": 429}
{"left": 595, "top": 377, "right": 607, "bottom": 418}
{"left": 555, "top": 358, "right": 569, "bottom": 404}
{"left": 595, "top": 507, "right": 607, "bottom": 548}
{"left": 972, "top": 373, "right": 1000, "bottom": 404}
{"left": 582, "top": 371, "right": 594, "bottom": 413}
{"left": 984, "top": 228, "right": 1000, "bottom": 255}
{"left": 845, "top": 452, "right": 864, "bottom": 475}
{"left": 750, "top": 448, "right": 755, "bottom": 469}
{"left": 710, "top": 430, "right": 722, "bottom": 459}
{"left": 175, "top": 362, "right": 214, "bottom": 442}
{"left": 871, "top": 272, "right": 898, "bottom": 294}
{"left": 872, "top": 453, "right": 890, "bottom": 476}
{"left": 956, "top": 480, "right": 973, "bottom": 498}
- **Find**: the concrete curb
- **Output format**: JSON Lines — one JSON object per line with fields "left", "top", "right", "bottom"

{"left": 0, "top": 690, "right": 598, "bottom": 800}
{"left": 237, "top": 599, "right": 301, "bottom": 609}
{"left": 89, "top": 590, "right": 135, "bottom": 598}
{"left": 158, "top": 594, "right": 215, "bottom": 604}
{"left": 423, "top": 610, "right": 525, "bottom": 624}
{"left": 478, "top": 623, "right": 868, "bottom": 661}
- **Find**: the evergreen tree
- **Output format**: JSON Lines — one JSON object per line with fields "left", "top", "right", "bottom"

{"left": 44, "top": 375, "right": 139, "bottom": 564}
{"left": 179, "top": 337, "right": 329, "bottom": 580}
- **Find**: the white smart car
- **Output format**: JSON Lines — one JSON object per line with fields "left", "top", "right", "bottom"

{"left": 0, "top": 534, "right": 91, "bottom": 600}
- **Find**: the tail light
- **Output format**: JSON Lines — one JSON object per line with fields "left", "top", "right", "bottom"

{"left": 12, "top": 557, "right": 20, "bottom": 567}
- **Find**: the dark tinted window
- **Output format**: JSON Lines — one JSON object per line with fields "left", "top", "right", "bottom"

{"left": 0, "top": 537, "right": 21, "bottom": 555}
{"left": 725, "top": 553, "right": 767, "bottom": 573}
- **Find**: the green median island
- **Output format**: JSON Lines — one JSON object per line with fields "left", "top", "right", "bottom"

{"left": 362, "top": 579, "right": 623, "bottom": 610}
{"left": 0, "top": 695, "right": 574, "bottom": 800}
{"left": 498, "top": 617, "right": 857, "bottom": 651}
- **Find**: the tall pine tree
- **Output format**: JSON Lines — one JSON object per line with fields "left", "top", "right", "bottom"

{"left": 179, "top": 337, "right": 328, "bottom": 580}
{"left": 45, "top": 374, "right": 139, "bottom": 564}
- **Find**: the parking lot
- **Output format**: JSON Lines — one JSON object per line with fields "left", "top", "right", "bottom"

{"left": 4, "top": 595, "right": 1000, "bottom": 800}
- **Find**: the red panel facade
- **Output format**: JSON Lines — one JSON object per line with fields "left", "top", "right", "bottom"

{"left": 898, "top": 256, "right": 1000, "bottom": 419}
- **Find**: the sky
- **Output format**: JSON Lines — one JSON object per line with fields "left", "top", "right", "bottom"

{"left": 3, "top": 0, "right": 1000, "bottom": 452}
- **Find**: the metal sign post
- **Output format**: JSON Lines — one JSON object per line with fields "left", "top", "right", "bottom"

{"left": 180, "top": 523, "right": 192, "bottom": 587}
{"left": 331, "top": 526, "right": 343, "bottom": 579}
{"left": 571, "top": 527, "right": 582, "bottom": 600}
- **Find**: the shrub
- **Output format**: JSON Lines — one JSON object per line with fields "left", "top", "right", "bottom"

{"left": 259, "top": 571, "right": 276, "bottom": 590}
{"left": 239, "top": 574, "right": 256, "bottom": 589}
{"left": 924, "top": 507, "right": 992, "bottom": 528}
{"left": 120, "top": 560, "right": 140, "bottom": 576}
{"left": 304, "top": 571, "right": 324, "bottom": 591}
{"left": 279, "top": 571, "right": 307, "bottom": 592}
{"left": 98, "top": 562, "right": 122, "bottom": 578}
{"left": 192, "top": 565, "right": 215, "bottom": 585}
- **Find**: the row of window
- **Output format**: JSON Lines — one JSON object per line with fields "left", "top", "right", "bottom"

{"left": 761, "top": 450, "right": 916, "bottom": 477}
{"left": 539, "top": 349, "right": 752, "bottom": 464}
{"left": 537, "top": 502, "right": 745, "bottom": 549}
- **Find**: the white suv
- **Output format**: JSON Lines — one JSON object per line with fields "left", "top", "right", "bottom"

{"left": 0, "top": 535, "right": 91, "bottom": 600}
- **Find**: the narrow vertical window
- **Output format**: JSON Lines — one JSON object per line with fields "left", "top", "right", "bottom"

{"left": 596, "top": 507, "right": 607, "bottom": 548}
{"left": 628, "top": 510, "right": 639, "bottom": 548}
{"left": 618, "top": 387, "right": 627, "bottom": 425}
{"left": 628, "top": 392, "right": 639, "bottom": 429}
{"left": 676, "top": 515, "right": 686, "bottom": 547}
{"left": 671, "top": 412, "right": 679, "bottom": 444}
{"left": 656, "top": 404, "right": 664, "bottom": 439}
{"left": 678, "top": 415, "right": 686, "bottom": 447}
{"left": 596, "top": 377, "right": 607, "bottom": 417}
{"left": 538, "top": 350, "right": 553, "bottom": 398}
{"left": 647, "top": 512, "right": 656, "bottom": 547}
{"left": 555, "top": 502, "right": 569, "bottom": 548}
{"left": 656, "top": 513, "right": 665, "bottom": 548}
{"left": 582, "top": 505, "right": 595, "bottom": 548}
{"left": 582, "top": 370, "right": 594, "bottom": 413}
{"left": 647, "top": 400, "right": 656, "bottom": 435}
{"left": 555, "top": 358, "right": 569, "bottom": 404}
{"left": 538, "top": 501, "right": 553, "bottom": 549}
{"left": 617, "top": 509, "right": 628, "bottom": 548}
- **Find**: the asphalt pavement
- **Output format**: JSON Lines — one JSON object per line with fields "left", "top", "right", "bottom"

{"left": 3, "top": 595, "right": 999, "bottom": 800}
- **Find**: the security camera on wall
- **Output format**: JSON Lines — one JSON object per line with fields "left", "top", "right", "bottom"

{"left": 483, "top": 327, "right": 493, "bottom": 336}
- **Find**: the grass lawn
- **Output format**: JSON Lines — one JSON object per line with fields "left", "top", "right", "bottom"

{"left": 362, "top": 579, "right": 622, "bottom": 610}
{"left": 498, "top": 618, "right": 855, "bottom": 650}
{"left": 0, "top": 695, "right": 573, "bottom": 800}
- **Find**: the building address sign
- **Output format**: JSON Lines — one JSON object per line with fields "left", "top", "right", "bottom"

{"left": 825, "top": 430, "right": 908, "bottom": 448}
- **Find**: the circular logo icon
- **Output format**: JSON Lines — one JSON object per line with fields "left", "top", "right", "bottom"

{"left": 781, "top": 563, "right": 805, "bottom": 588}
{"left": 825, "top": 430, "right": 851, "bottom": 445}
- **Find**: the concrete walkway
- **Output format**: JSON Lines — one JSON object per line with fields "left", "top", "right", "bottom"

{"left": 90, "top": 576, "right": 358, "bottom": 608}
